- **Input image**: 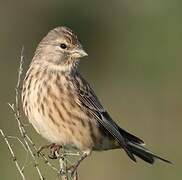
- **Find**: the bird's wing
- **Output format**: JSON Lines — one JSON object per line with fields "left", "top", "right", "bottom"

{"left": 73, "top": 74, "right": 136, "bottom": 161}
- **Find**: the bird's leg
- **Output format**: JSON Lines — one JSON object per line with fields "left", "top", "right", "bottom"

{"left": 67, "top": 150, "right": 91, "bottom": 177}
{"left": 49, "top": 144, "right": 62, "bottom": 159}
{"left": 37, "top": 143, "right": 61, "bottom": 159}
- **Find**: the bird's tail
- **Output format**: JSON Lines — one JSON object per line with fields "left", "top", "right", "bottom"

{"left": 119, "top": 128, "right": 171, "bottom": 164}
{"left": 127, "top": 141, "right": 171, "bottom": 164}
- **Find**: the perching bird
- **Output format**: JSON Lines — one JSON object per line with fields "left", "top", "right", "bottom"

{"left": 22, "top": 26, "right": 171, "bottom": 174}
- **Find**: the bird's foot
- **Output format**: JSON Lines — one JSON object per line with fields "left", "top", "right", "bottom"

{"left": 49, "top": 143, "right": 61, "bottom": 159}
{"left": 37, "top": 143, "right": 61, "bottom": 159}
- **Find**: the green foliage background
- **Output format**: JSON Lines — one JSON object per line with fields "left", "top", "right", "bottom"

{"left": 0, "top": 0, "right": 181, "bottom": 179}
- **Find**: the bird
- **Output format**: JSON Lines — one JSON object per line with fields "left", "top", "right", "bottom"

{"left": 22, "top": 26, "right": 171, "bottom": 174}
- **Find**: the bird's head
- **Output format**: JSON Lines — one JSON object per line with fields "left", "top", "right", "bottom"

{"left": 33, "top": 26, "right": 88, "bottom": 72}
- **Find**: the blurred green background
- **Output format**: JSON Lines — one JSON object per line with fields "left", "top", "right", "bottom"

{"left": 0, "top": 0, "right": 181, "bottom": 179}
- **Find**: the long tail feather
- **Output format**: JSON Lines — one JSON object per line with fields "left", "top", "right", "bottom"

{"left": 127, "top": 142, "right": 171, "bottom": 164}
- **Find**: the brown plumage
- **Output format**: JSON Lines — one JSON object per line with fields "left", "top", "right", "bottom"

{"left": 22, "top": 26, "right": 171, "bottom": 172}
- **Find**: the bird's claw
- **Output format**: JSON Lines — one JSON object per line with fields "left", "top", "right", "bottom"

{"left": 37, "top": 143, "right": 61, "bottom": 159}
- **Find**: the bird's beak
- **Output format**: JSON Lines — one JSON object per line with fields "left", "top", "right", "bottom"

{"left": 78, "top": 49, "right": 88, "bottom": 57}
{"left": 71, "top": 48, "right": 88, "bottom": 59}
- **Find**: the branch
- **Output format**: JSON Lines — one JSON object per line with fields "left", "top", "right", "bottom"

{"left": 0, "top": 129, "right": 26, "bottom": 180}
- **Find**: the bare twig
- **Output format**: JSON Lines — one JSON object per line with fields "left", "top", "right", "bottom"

{"left": 57, "top": 152, "right": 68, "bottom": 180}
{"left": 0, "top": 129, "right": 26, "bottom": 180}
{"left": 7, "top": 135, "right": 29, "bottom": 171}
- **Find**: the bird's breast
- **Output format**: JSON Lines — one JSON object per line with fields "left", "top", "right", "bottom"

{"left": 22, "top": 70, "right": 106, "bottom": 150}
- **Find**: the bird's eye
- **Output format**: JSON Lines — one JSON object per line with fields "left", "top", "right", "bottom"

{"left": 60, "top": 43, "right": 67, "bottom": 49}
